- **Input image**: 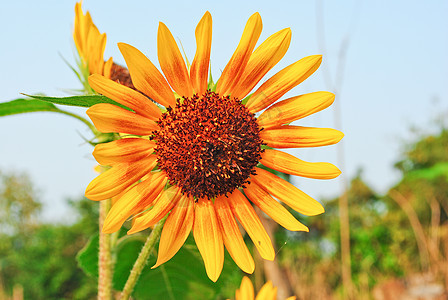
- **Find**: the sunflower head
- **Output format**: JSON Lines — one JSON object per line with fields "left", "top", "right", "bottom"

{"left": 85, "top": 11, "right": 343, "bottom": 282}
{"left": 154, "top": 91, "right": 264, "bottom": 200}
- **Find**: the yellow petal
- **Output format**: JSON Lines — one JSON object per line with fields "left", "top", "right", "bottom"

{"left": 118, "top": 43, "right": 175, "bottom": 107}
{"left": 85, "top": 156, "right": 157, "bottom": 201}
{"left": 93, "top": 138, "right": 155, "bottom": 166}
{"left": 228, "top": 190, "right": 275, "bottom": 261}
{"left": 128, "top": 186, "right": 181, "bottom": 234}
{"left": 152, "top": 195, "right": 194, "bottom": 268}
{"left": 255, "top": 281, "right": 277, "bottom": 300}
{"left": 190, "top": 11, "right": 212, "bottom": 95}
{"left": 158, "top": 22, "right": 193, "bottom": 97}
{"left": 237, "top": 276, "right": 255, "bottom": 300}
{"left": 103, "top": 57, "right": 113, "bottom": 79}
{"left": 87, "top": 103, "right": 158, "bottom": 135}
{"left": 260, "top": 149, "right": 341, "bottom": 179}
{"left": 215, "top": 195, "right": 255, "bottom": 274}
{"left": 252, "top": 167, "right": 324, "bottom": 216}
{"left": 109, "top": 182, "right": 133, "bottom": 207}
{"left": 232, "top": 28, "right": 291, "bottom": 100}
{"left": 246, "top": 55, "right": 322, "bottom": 113}
{"left": 244, "top": 181, "right": 309, "bottom": 232}
{"left": 257, "top": 92, "right": 335, "bottom": 129}
{"left": 74, "top": 3, "right": 92, "bottom": 61}
{"left": 193, "top": 198, "right": 224, "bottom": 282}
{"left": 216, "top": 13, "right": 263, "bottom": 96}
{"left": 86, "top": 26, "right": 106, "bottom": 75}
{"left": 88, "top": 74, "right": 162, "bottom": 120}
{"left": 260, "top": 125, "right": 344, "bottom": 148}
{"left": 73, "top": 3, "right": 84, "bottom": 57}
{"left": 102, "top": 172, "right": 167, "bottom": 233}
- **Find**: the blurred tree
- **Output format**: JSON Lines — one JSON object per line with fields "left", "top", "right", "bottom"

{"left": 0, "top": 171, "right": 41, "bottom": 234}
{"left": 1, "top": 222, "right": 97, "bottom": 299}
{"left": 327, "top": 173, "right": 401, "bottom": 292}
{"left": 275, "top": 172, "right": 401, "bottom": 299}
{"left": 275, "top": 126, "right": 448, "bottom": 298}
{"left": 395, "top": 129, "right": 448, "bottom": 173}
{"left": 385, "top": 127, "right": 448, "bottom": 284}
{"left": 0, "top": 170, "right": 98, "bottom": 299}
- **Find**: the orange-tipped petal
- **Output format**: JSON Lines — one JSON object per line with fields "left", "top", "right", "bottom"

{"left": 255, "top": 281, "right": 277, "bottom": 300}
{"left": 215, "top": 195, "right": 255, "bottom": 274}
{"left": 193, "top": 198, "right": 224, "bottom": 282}
{"left": 236, "top": 276, "right": 255, "bottom": 300}
{"left": 93, "top": 138, "right": 155, "bottom": 166}
{"left": 88, "top": 74, "right": 162, "bottom": 120}
{"left": 216, "top": 13, "right": 263, "bottom": 96}
{"left": 152, "top": 195, "right": 194, "bottom": 268}
{"left": 118, "top": 43, "right": 175, "bottom": 107}
{"left": 128, "top": 186, "right": 181, "bottom": 234}
{"left": 260, "top": 149, "right": 341, "bottom": 179}
{"left": 102, "top": 172, "right": 167, "bottom": 233}
{"left": 158, "top": 22, "right": 193, "bottom": 97}
{"left": 228, "top": 190, "right": 275, "bottom": 261}
{"left": 232, "top": 28, "right": 291, "bottom": 100}
{"left": 244, "top": 181, "right": 309, "bottom": 232}
{"left": 85, "top": 156, "right": 157, "bottom": 201}
{"left": 190, "top": 11, "right": 212, "bottom": 95}
{"left": 87, "top": 103, "right": 158, "bottom": 135}
{"left": 246, "top": 55, "right": 322, "bottom": 113}
{"left": 252, "top": 167, "right": 324, "bottom": 216}
{"left": 260, "top": 125, "right": 344, "bottom": 148}
{"left": 257, "top": 91, "right": 335, "bottom": 129}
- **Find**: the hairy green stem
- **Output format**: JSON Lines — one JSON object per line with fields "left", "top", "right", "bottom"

{"left": 98, "top": 199, "right": 113, "bottom": 300}
{"left": 120, "top": 216, "right": 167, "bottom": 300}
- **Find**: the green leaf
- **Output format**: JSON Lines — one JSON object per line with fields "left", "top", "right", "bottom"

{"left": 0, "top": 98, "right": 58, "bottom": 117}
{"left": 76, "top": 233, "right": 99, "bottom": 278}
{"left": 124, "top": 236, "right": 242, "bottom": 300}
{"left": 1, "top": 97, "right": 100, "bottom": 133}
{"left": 23, "top": 94, "right": 132, "bottom": 111}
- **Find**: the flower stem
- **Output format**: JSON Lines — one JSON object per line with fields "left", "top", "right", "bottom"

{"left": 98, "top": 199, "right": 113, "bottom": 300}
{"left": 54, "top": 108, "right": 99, "bottom": 135}
{"left": 120, "top": 216, "right": 167, "bottom": 300}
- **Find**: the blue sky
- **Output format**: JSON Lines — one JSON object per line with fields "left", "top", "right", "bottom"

{"left": 1, "top": 1, "right": 447, "bottom": 221}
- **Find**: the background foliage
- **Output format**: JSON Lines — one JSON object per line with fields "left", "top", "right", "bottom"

{"left": 1, "top": 125, "right": 447, "bottom": 299}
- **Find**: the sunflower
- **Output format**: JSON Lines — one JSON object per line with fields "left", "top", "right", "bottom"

{"left": 74, "top": 2, "right": 134, "bottom": 88}
{"left": 233, "top": 276, "right": 296, "bottom": 300}
{"left": 85, "top": 12, "right": 343, "bottom": 282}
{"left": 73, "top": 1, "right": 112, "bottom": 77}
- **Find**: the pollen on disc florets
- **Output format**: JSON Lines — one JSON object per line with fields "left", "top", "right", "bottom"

{"left": 153, "top": 90, "right": 264, "bottom": 200}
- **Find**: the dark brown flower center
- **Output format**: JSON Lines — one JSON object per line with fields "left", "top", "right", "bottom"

{"left": 109, "top": 63, "right": 135, "bottom": 90}
{"left": 154, "top": 91, "right": 263, "bottom": 200}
